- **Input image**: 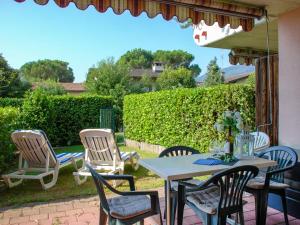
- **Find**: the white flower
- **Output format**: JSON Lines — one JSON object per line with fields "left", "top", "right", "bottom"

{"left": 234, "top": 112, "right": 241, "bottom": 119}
{"left": 236, "top": 117, "right": 242, "bottom": 124}
{"left": 214, "top": 123, "right": 218, "bottom": 130}
{"left": 224, "top": 110, "right": 232, "bottom": 119}
{"left": 236, "top": 121, "right": 244, "bottom": 130}
{"left": 216, "top": 123, "right": 224, "bottom": 132}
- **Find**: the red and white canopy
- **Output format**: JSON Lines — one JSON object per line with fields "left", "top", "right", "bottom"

{"left": 15, "top": 0, "right": 264, "bottom": 31}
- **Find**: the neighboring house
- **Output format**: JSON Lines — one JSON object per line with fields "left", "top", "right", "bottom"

{"left": 130, "top": 62, "right": 164, "bottom": 81}
{"left": 59, "top": 83, "right": 86, "bottom": 95}
{"left": 32, "top": 82, "right": 86, "bottom": 95}
{"left": 196, "top": 65, "right": 255, "bottom": 85}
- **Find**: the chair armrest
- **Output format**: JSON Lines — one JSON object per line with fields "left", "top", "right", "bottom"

{"left": 101, "top": 174, "right": 135, "bottom": 191}
{"left": 266, "top": 165, "right": 295, "bottom": 177}
{"left": 118, "top": 190, "right": 158, "bottom": 196}
{"left": 178, "top": 179, "right": 213, "bottom": 193}
{"left": 116, "top": 190, "right": 160, "bottom": 212}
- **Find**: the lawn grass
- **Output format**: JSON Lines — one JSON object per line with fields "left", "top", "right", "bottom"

{"left": 0, "top": 145, "right": 164, "bottom": 208}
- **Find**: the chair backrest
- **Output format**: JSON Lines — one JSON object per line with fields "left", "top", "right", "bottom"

{"left": 257, "top": 146, "right": 298, "bottom": 183}
{"left": 159, "top": 146, "right": 198, "bottom": 158}
{"left": 208, "top": 165, "right": 258, "bottom": 214}
{"left": 80, "top": 129, "right": 121, "bottom": 166}
{"left": 11, "top": 130, "right": 57, "bottom": 168}
{"left": 250, "top": 131, "right": 270, "bottom": 151}
{"left": 88, "top": 165, "right": 112, "bottom": 213}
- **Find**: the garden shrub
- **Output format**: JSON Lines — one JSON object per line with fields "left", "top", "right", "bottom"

{"left": 124, "top": 84, "right": 255, "bottom": 152}
{"left": 0, "top": 98, "right": 24, "bottom": 108}
{"left": 20, "top": 89, "right": 113, "bottom": 146}
{"left": 0, "top": 107, "right": 20, "bottom": 174}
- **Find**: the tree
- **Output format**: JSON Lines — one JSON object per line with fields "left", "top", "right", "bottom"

{"left": 189, "top": 64, "right": 201, "bottom": 77}
{"left": 153, "top": 50, "right": 193, "bottom": 68}
{"left": 118, "top": 48, "right": 154, "bottom": 69}
{"left": 157, "top": 67, "right": 196, "bottom": 90}
{"left": 34, "top": 80, "right": 66, "bottom": 95}
{"left": 20, "top": 59, "right": 74, "bottom": 82}
{"left": 140, "top": 74, "right": 154, "bottom": 92}
{"left": 86, "top": 58, "right": 132, "bottom": 130}
{"left": 86, "top": 58, "right": 131, "bottom": 95}
{"left": 0, "top": 54, "right": 31, "bottom": 97}
{"left": 204, "top": 57, "right": 224, "bottom": 86}
{"left": 153, "top": 50, "right": 201, "bottom": 76}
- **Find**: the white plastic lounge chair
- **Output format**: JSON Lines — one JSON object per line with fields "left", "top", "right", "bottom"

{"left": 2, "top": 130, "right": 84, "bottom": 190}
{"left": 250, "top": 131, "right": 270, "bottom": 152}
{"left": 73, "top": 129, "right": 140, "bottom": 185}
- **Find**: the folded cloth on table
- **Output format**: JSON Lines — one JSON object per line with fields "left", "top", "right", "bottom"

{"left": 193, "top": 158, "right": 223, "bottom": 166}
{"left": 193, "top": 158, "right": 239, "bottom": 166}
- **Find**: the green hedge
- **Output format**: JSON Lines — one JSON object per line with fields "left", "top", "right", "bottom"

{"left": 0, "top": 98, "right": 24, "bottom": 108}
{"left": 20, "top": 90, "right": 113, "bottom": 146}
{"left": 124, "top": 84, "right": 255, "bottom": 152}
{"left": 0, "top": 107, "right": 20, "bottom": 174}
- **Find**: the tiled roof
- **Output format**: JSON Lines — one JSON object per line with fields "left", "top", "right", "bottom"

{"left": 32, "top": 82, "right": 86, "bottom": 92}
{"left": 59, "top": 83, "right": 85, "bottom": 92}
{"left": 196, "top": 65, "right": 255, "bottom": 83}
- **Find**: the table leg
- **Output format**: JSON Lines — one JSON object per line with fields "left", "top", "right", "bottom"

{"left": 256, "top": 190, "right": 268, "bottom": 225}
{"left": 166, "top": 180, "right": 171, "bottom": 225}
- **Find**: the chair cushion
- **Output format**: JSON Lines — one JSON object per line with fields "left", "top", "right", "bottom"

{"left": 120, "top": 151, "right": 139, "bottom": 162}
{"left": 187, "top": 185, "right": 247, "bottom": 215}
{"left": 246, "top": 176, "right": 290, "bottom": 190}
{"left": 57, "top": 152, "right": 84, "bottom": 165}
{"left": 108, "top": 195, "right": 151, "bottom": 219}
{"left": 186, "top": 185, "right": 220, "bottom": 215}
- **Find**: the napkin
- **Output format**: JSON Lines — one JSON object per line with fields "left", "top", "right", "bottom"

{"left": 193, "top": 158, "right": 224, "bottom": 165}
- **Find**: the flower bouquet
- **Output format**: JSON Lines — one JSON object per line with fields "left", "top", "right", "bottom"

{"left": 214, "top": 110, "right": 245, "bottom": 156}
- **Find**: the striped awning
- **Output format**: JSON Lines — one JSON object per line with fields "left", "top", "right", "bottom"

{"left": 15, "top": 0, "right": 264, "bottom": 31}
{"left": 229, "top": 48, "right": 269, "bottom": 66}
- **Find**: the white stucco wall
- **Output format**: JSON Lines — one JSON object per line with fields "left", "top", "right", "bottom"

{"left": 278, "top": 7, "right": 300, "bottom": 149}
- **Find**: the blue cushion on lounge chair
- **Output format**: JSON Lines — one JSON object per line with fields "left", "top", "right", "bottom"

{"left": 57, "top": 152, "right": 84, "bottom": 164}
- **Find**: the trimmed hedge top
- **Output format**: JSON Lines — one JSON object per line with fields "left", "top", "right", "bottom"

{"left": 124, "top": 84, "right": 255, "bottom": 152}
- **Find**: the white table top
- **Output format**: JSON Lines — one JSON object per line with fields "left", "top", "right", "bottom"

{"left": 139, "top": 154, "right": 277, "bottom": 181}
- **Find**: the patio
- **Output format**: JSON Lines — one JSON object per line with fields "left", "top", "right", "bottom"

{"left": 1, "top": 187, "right": 299, "bottom": 225}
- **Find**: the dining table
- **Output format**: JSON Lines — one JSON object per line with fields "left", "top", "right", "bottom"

{"left": 139, "top": 153, "right": 277, "bottom": 225}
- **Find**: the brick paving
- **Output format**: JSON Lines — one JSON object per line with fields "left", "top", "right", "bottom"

{"left": 1, "top": 188, "right": 300, "bottom": 225}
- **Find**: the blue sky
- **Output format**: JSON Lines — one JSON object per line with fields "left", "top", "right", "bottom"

{"left": 0, "top": 0, "right": 230, "bottom": 82}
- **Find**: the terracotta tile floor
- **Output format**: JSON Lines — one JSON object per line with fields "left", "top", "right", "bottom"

{"left": 1, "top": 188, "right": 300, "bottom": 225}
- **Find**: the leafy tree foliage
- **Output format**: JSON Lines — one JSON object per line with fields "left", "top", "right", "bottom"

{"left": 140, "top": 74, "right": 155, "bottom": 92}
{"left": 189, "top": 64, "right": 202, "bottom": 77}
{"left": 86, "top": 58, "right": 131, "bottom": 95}
{"left": 157, "top": 67, "right": 196, "bottom": 90}
{"left": 246, "top": 73, "right": 255, "bottom": 86}
{"left": 154, "top": 50, "right": 194, "bottom": 68}
{"left": 118, "top": 48, "right": 154, "bottom": 69}
{"left": 204, "top": 57, "right": 224, "bottom": 86}
{"left": 0, "top": 54, "right": 31, "bottom": 97}
{"left": 20, "top": 59, "right": 74, "bottom": 82}
{"left": 153, "top": 50, "right": 201, "bottom": 76}
{"left": 118, "top": 49, "right": 201, "bottom": 76}
{"left": 85, "top": 58, "right": 132, "bottom": 129}
{"left": 34, "top": 80, "right": 66, "bottom": 95}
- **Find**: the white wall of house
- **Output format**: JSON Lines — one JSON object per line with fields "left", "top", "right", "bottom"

{"left": 278, "top": 7, "right": 300, "bottom": 149}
